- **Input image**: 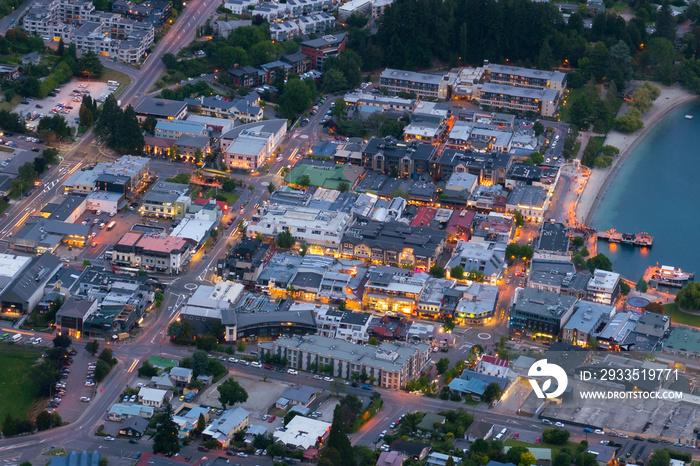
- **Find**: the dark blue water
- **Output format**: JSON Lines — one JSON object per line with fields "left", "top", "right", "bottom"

{"left": 590, "top": 100, "right": 700, "bottom": 282}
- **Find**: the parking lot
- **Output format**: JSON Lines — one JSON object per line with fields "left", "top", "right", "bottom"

{"left": 14, "top": 78, "right": 118, "bottom": 130}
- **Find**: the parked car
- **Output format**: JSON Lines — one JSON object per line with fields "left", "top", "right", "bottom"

{"left": 512, "top": 433, "right": 520, "bottom": 439}
{"left": 555, "top": 422, "right": 565, "bottom": 428}
{"left": 267, "top": 415, "right": 276, "bottom": 423}
{"left": 105, "top": 437, "right": 115, "bottom": 441}
{"left": 287, "top": 369, "right": 298, "bottom": 375}
{"left": 594, "top": 429, "right": 605, "bottom": 435}
{"left": 362, "top": 384, "right": 372, "bottom": 390}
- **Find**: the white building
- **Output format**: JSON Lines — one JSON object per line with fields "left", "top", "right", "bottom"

{"left": 338, "top": 0, "right": 371, "bottom": 20}
{"left": 314, "top": 307, "right": 371, "bottom": 343}
{"left": 587, "top": 269, "right": 621, "bottom": 306}
{"left": 372, "top": 0, "right": 393, "bottom": 17}
{"left": 446, "top": 241, "right": 506, "bottom": 285}
{"left": 154, "top": 120, "right": 208, "bottom": 140}
{"left": 247, "top": 204, "right": 351, "bottom": 251}
{"left": 85, "top": 191, "right": 122, "bottom": 215}
{"left": 221, "top": 120, "right": 287, "bottom": 171}
{"left": 273, "top": 416, "right": 330, "bottom": 450}
{"left": 137, "top": 387, "right": 171, "bottom": 407}
{"left": 506, "top": 185, "right": 550, "bottom": 223}
{"left": 223, "top": 0, "right": 256, "bottom": 14}
{"left": 270, "top": 21, "right": 301, "bottom": 41}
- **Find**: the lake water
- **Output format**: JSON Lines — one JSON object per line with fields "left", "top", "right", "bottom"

{"left": 590, "top": 100, "right": 700, "bottom": 282}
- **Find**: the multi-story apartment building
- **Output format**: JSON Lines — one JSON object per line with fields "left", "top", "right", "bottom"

{"left": 477, "top": 84, "right": 560, "bottom": 117}
{"left": 247, "top": 204, "right": 351, "bottom": 252}
{"left": 300, "top": 33, "right": 346, "bottom": 70}
{"left": 154, "top": 120, "right": 208, "bottom": 140}
{"left": 484, "top": 63, "right": 567, "bottom": 93}
{"left": 221, "top": 120, "right": 287, "bottom": 171}
{"left": 260, "top": 335, "right": 430, "bottom": 389}
{"left": 379, "top": 68, "right": 450, "bottom": 99}
{"left": 510, "top": 287, "right": 578, "bottom": 341}
{"left": 362, "top": 136, "right": 437, "bottom": 178}
{"left": 140, "top": 181, "right": 191, "bottom": 219}
{"left": 433, "top": 149, "right": 512, "bottom": 184}
{"left": 315, "top": 308, "right": 372, "bottom": 344}
{"left": 340, "top": 221, "right": 447, "bottom": 268}
{"left": 23, "top": 0, "right": 154, "bottom": 63}
{"left": 587, "top": 269, "right": 620, "bottom": 306}
{"left": 363, "top": 267, "right": 428, "bottom": 315}
{"left": 113, "top": 232, "right": 193, "bottom": 274}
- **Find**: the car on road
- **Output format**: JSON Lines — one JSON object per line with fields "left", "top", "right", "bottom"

{"left": 226, "top": 451, "right": 237, "bottom": 456}
{"left": 105, "top": 437, "right": 115, "bottom": 441}
{"left": 179, "top": 396, "right": 185, "bottom": 401}
{"left": 237, "top": 453, "right": 248, "bottom": 458}
{"left": 512, "top": 433, "right": 519, "bottom": 439}
{"left": 608, "top": 431, "right": 618, "bottom": 437}
{"left": 287, "top": 369, "right": 298, "bottom": 375}
{"left": 555, "top": 422, "right": 565, "bottom": 428}
{"left": 362, "top": 384, "right": 372, "bottom": 390}
{"left": 264, "top": 364, "right": 274, "bottom": 370}
{"left": 542, "top": 419, "right": 552, "bottom": 425}
{"left": 583, "top": 427, "right": 594, "bottom": 433}
{"left": 129, "top": 439, "right": 139, "bottom": 444}
{"left": 251, "top": 362, "right": 263, "bottom": 368}
{"left": 228, "top": 357, "right": 238, "bottom": 363}
{"left": 80, "top": 397, "right": 90, "bottom": 402}
{"left": 535, "top": 438, "right": 541, "bottom": 444}
{"left": 313, "top": 375, "right": 323, "bottom": 380}
{"left": 380, "top": 430, "right": 387, "bottom": 437}
{"left": 238, "top": 360, "right": 250, "bottom": 366}
{"left": 594, "top": 429, "right": 605, "bottom": 435}
{"left": 197, "top": 446, "right": 209, "bottom": 452}
{"left": 323, "top": 377, "right": 334, "bottom": 382}
{"left": 390, "top": 422, "right": 396, "bottom": 428}
{"left": 618, "top": 433, "right": 629, "bottom": 439}
{"left": 268, "top": 415, "right": 276, "bottom": 423}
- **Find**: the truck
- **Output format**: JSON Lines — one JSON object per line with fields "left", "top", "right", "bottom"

{"left": 184, "top": 391, "right": 195, "bottom": 402}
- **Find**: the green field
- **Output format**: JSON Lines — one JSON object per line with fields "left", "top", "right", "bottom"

{"left": 216, "top": 192, "right": 239, "bottom": 206}
{"left": 0, "top": 345, "right": 44, "bottom": 420}
{"left": 505, "top": 439, "right": 581, "bottom": 458}
{"left": 665, "top": 303, "right": 700, "bottom": 327}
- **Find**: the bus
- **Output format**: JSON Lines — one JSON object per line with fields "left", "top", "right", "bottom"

{"left": 106, "top": 220, "right": 116, "bottom": 231}
{"left": 107, "top": 80, "right": 119, "bottom": 86}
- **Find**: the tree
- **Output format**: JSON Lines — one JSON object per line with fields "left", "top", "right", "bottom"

{"left": 94, "top": 359, "right": 111, "bottom": 382}
{"left": 138, "top": 361, "right": 159, "bottom": 378}
{"left": 368, "top": 337, "right": 379, "bottom": 345}
{"left": 35, "top": 410, "right": 59, "bottom": 431}
{"left": 655, "top": 2, "right": 676, "bottom": 42}
{"left": 284, "top": 410, "right": 300, "bottom": 426}
{"left": 533, "top": 121, "right": 545, "bottom": 136}
{"left": 435, "top": 357, "right": 450, "bottom": 374}
{"left": 365, "top": 111, "right": 387, "bottom": 132}
{"left": 279, "top": 77, "right": 314, "bottom": 118}
{"left": 323, "top": 69, "right": 349, "bottom": 93}
{"left": 676, "top": 282, "right": 700, "bottom": 310}
{"left": 142, "top": 115, "right": 157, "bottom": 135}
{"left": 192, "top": 350, "right": 209, "bottom": 378}
{"left": 505, "top": 446, "right": 530, "bottom": 465}
{"left": 648, "top": 450, "right": 670, "bottom": 466}
{"left": 512, "top": 210, "right": 525, "bottom": 227}
{"left": 451, "top": 265, "right": 464, "bottom": 280}
{"left": 167, "top": 319, "right": 194, "bottom": 343}
{"left": 482, "top": 382, "right": 502, "bottom": 403}
{"left": 338, "top": 181, "right": 349, "bottom": 193}
{"left": 429, "top": 265, "right": 445, "bottom": 278}
{"left": 331, "top": 99, "right": 348, "bottom": 119}
{"left": 330, "top": 379, "right": 347, "bottom": 395}
{"left": 620, "top": 282, "right": 631, "bottom": 295}
{"left": 586, "top": 253, "right": 613, "bottom": 272}
{"left": 53, "top": 333, "right": 71, "bottom": 348}
{"left": 76, "top": 51, "right": 104, "bottom": 79}
{"left": 154, "top": 292, "right": 164, "bottom": 308}
{"left": 543, "top": 428, "right": 571, "bottom": 445}
{"left": 572, "top": 236, "right": 585, "bottom": 249}
{"left": 520, "top": 452, "right": 537, "bottom": 466}
{"left": 152, "top": 401, "right": 181, "bottom": 456}
{"left": 325, "top": 405, "right": 355, "bottom": 466}
{"left": 644, "top": 302, "right": 665, "bottom": 314}
{"left": 379, "top": 120, "right": 407, "bottom": 139}
{"left": 636, "top": 278, "right": 648, "bottom": 292}
{"left": 79, "top": 103, "right": 94, "bottom": 128}
{"left": 267, "top": 182, "right": 276, "bottom": 194}
{"left": 86, "top": 340, "right": 100, "bottom": 356}
{"left": 217, "top": 377, "right": 249, "bottom": 409}
{"left": 2, "top": 414, "right": 18, "bottom": 437}
{"left": 197, "top": 413, "right": 206, "bottom": 433}
{"left": 277, "top": 230, "right": 296, "bottom": 249}
{"left": 295, "top": 174, "right": 311, "bottom": 188}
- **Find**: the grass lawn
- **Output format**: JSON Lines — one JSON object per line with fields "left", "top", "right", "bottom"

{"left": 0, "top": 146, "right": 14, "bottom": 153}
{"left": 0, "top": 345, "right": 44, "bottom": 421}
{"left": 664, "top": 303, "right": 700, "bottom": 327}
{"left": 505, "top": 439, "right": 580, "bottom": 458}
{"left": 0, "top": 94, "right": 21, "bottom": 112}
{"left": 216, "top": 192, "right": 239, "bottom": 206}
{"left": 560, "top": 87, "right": 585, "bottom": 124}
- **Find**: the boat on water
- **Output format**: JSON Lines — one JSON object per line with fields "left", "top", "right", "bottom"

{"left": 652, "top": 265, "right": 695, "bottom": 287}
{"left": 685, "top": 115, "right": 694, "bottom": 120}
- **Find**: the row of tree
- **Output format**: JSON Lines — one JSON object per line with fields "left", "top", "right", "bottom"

{"left": 94, "top": 95, "right": 145, "bottom": 154}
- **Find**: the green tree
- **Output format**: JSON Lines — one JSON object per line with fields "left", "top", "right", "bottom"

{"left": 572, "top": 236, "right": 585, "bottom": 249}
{"left": 284, "top": 410, "right": 300, "bottom": 426}
{"left": 93, "top": 359, "right": 111, "bottom": 382}
{"left": 338, "top": 181, "right": 349, "bottom": 193}
{"left": 648, "top": 450, "right": 671, "bottom": 466}
{"left": 295, "top": 174, "right": 311, "bottom": 188}
{"left": 86, "top": 340, "right": 100, "bottom": 356}
{"left": 279, "top": 77, "right": 314, "bottom": 118}
{"left": 75, "top": 51, "right": 104, "bottom": 79}
{"left": 197, "top": 413, "right": 206, "bottom": 433}
{"left": 520, "top": 452, "right": 537, "bottom": 466}
{"left": 379, "top": 120, "right": 407, "bottom": 139}
{"left": 138, "top": 361, "right": 159, "bottom": 378}
{"left": 277, "top": 230, "right": 296, "bottom": 249}
{"left": 435, "top": 357, "right": 450, "bottom": 374}
{"left": 191, "top": 350, "right": 209, "bottom": 377}
{"left": 152, "top": 401, "right": 181, "bottom": 456}
{"left": 331, "top": 99, "right": 348, "bottom": 119}
{"left": 79, "top": 103, "right": 94, "bottom": 128}
{"left": 543, "top": 428, "right": 571, "bottom": 445}
{"left": 451, "top": 265, "right": 464, "bottom": 280}
{"left": 636, "top": 278, "right": 648, "bottom": 292}
{"left": 429, "top": 264, "right": 445, "bottom": 278}
{"left": 142, "top": 115, "right": 157, "bottom": 135}
{"left": 505, "top": 446, "right": 530, "bottom": 465}
{"left": 368, "top": 337, "right": 379, "bottom": 345}
{"left": 512, "top": 210, "right": 525, "bottom": 227}
{"left": 676, "top": 282, "right": 700, "bottom": 310}
{"left": 323, "top": 69, "right": 349, "bottom": 93}
{"left": 586, "top": 253, "right": 613, "bottom": 272}
{"left": 53, "top": 333, "right": 71, "bottom": 348}
{"left": 482, "top": 382, "right": 502, "bottom": 403}
{"left": 2, "top": 414, "right": 18, "bottom": 437}
{"left": 267, "top": 182, "right": 276, "bottom": 194}
{"left": 620, "top": 282, "right": 631, "bottom": 295}
{"left": 533, "top": 121, "right": 545, "bottom": 136}
{"left": 655, "top": 2, "right": 676, "bottom": 42}
{"left": 217, "top": 377, "right": 249, "bottom": 409}
{"left": 325, "top": 405, "right": 355, "bottom": 466}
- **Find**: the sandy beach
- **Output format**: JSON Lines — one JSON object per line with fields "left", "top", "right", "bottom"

{"left": 575, "top": 84, "right": 698, "bottom": 225}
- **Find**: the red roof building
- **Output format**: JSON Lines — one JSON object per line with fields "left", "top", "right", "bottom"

{"left": 193, "top": 197, "right": 229, "bottom": 212}
{"left": 446, "top": 209, "right": 476, "bottom": 242}
{"left": 409, "top": 206, "right": 437, "bottom": 227}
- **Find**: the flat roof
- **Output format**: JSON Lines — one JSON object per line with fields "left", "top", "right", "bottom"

{"left": 487, "top": 63, "right": 566, "bottom": 84}
{"left": 137, "top": 235, "right": 189, "bottom": 254}
{"left": 381, "top": 68, "right": 444, "bottom": 85}
{"left": 135, "top": 97, "right": 187, "bottom": 118}
{"left": 118, "top": 232, "right": 143, "bottom": 247}
{"left": 480, "top": 83, "right": 559, "bottom": 101}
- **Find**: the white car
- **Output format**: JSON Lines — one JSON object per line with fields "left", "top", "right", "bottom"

{"left": 555, "top": 422, "right": 565, "bottom": 428}
{"left": 323, "top": 377, "right": 334, "bottom": 382}
{"left": 251, "top": 362, "right": 263, "bottom": 368}
{"left": 594, "top": 429, "right": 605, "bottom": 435}
{"left": 105, "top": 436, "right": 115, "bottom": 441}
{"left": 287, "top": 369, "right": 298, "bottom": 375}
{"left": 80, "top": 396, "right": 91, "bottom": 402}
{"left": 228, "top": 357, "right": 239, "bottom": 363}
{"left": 239, "top": 360, "right": 250, "bottom": 366}
{"left": 313, "top": 375, "right": 323, "bottom": 380}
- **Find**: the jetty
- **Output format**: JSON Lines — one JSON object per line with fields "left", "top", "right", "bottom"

{"left": 596, "top": 229, "right": 653, "bottom": 247}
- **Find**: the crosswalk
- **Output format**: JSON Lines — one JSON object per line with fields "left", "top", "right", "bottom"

{"left": 1, "top": 455, "right": 22, "bottom": 466}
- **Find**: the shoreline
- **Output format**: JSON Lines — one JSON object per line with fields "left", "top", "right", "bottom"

{"left": 575, "top": 84, "right": 699, "bottom": 226}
